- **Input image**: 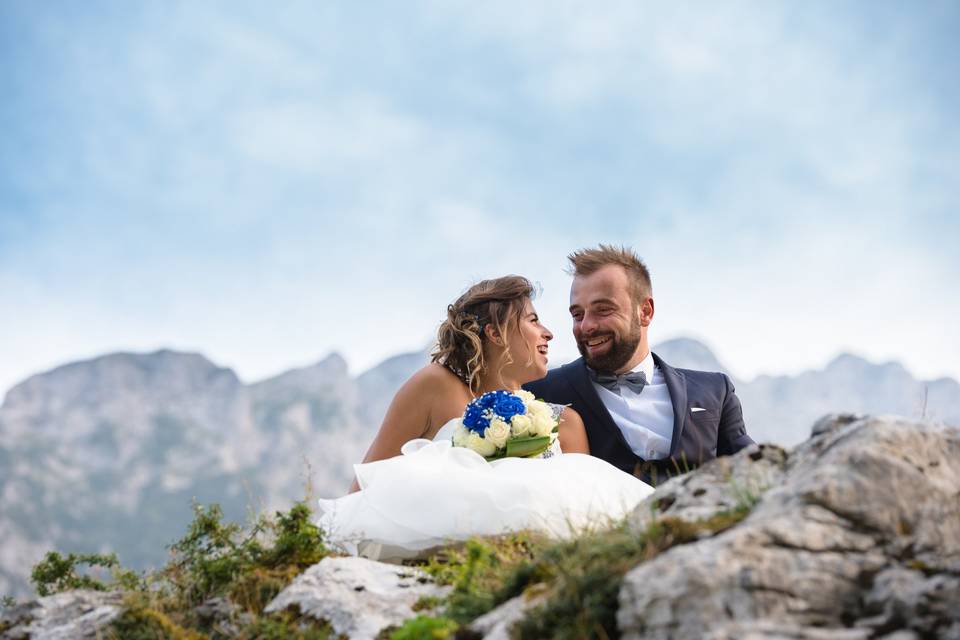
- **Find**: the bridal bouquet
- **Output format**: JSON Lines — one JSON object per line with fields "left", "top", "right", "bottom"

{"left": 451, "top": 389, "right": 559, "bottom": 460}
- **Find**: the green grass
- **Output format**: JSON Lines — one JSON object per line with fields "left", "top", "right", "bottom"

{"left": 408, "top": 504, "right": 755, "bottom": 640}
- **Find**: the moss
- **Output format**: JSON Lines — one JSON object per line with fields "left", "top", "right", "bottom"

{"left": 405, "top": 505, "right": 754, "bottom": 639}
{"left": 229, "top": 565, "right": 300, "bottom": 615}
{"left": 384, "top": 614, "right": 459, "bottom": 639}
{"left": 513, "top": 506, "right": 754, "bottom": 639}
{"left": 416, "top": 532, "right": 549, "bottom": 623}
{"left": 108, "top": 604, "right": 208, "bottom": 640}
{"left": 412, "top": 595, "right": 443, "bottom": 612}
{"left": 235, "top": 607, "right": 337, "bottom": 640}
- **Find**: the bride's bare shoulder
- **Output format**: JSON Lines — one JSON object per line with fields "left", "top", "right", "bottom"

{"left": 405, "top": 362, "right": 464, "bottom": 395}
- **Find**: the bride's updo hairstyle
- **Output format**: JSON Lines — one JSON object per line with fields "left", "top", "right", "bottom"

{"left": 432, "top": 275, "right": 535, "bottom": 394}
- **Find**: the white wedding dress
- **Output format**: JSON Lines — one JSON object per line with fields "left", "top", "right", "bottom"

{"left": 317, "top": 413, "right": 654, "bottom": 561}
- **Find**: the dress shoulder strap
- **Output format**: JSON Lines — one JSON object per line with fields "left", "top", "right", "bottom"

{"left": 546, "top": 402, "right": 568, "bottom": 422}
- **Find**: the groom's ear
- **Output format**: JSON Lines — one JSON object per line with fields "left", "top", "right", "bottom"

{"left": 638, "top": 297, "right": 654, "bottom": 327}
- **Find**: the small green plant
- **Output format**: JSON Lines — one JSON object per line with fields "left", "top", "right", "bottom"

{"left": 30, "top": 551, "right": 139, "bottom": 597}
{"left": 412, "top": 595, "right": 443, "bottom": 612}
{"left": 387, "top": 614, "right": 459, "bottom": 640}
{"left": 107, "top": 601, "right": 208, "bottom": 640}
{"left": 260, "top": 502, "right": 327, "bottom": 569}
{"left": 418, "top": 532, "right": 547, "bottom": 623}
{"left": 235, "top": 608, "right": 336, "bottom": 640}
{"left": 727, "top": 473, "right": 767, "bottom": 513}
{"left": 164, "top": 500, "right": 326, "bottom": 608}
{"left": 1, "top": 594, "right": 16, "bottom": 608}
{"left": 165, "top": 503, "right": 260, "bottom": 606}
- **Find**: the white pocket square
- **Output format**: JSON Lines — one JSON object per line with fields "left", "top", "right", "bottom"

{"left": 690, "top": 407, "right": 707, "bottom": 413}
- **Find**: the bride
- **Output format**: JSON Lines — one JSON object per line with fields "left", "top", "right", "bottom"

{"left": 319, "top": 275, "right": 653, "bottom": 560}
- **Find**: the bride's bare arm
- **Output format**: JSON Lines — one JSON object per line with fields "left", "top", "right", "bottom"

{"left": 348, "top": 365, "right": 446, "bottom": 492}
{"left": 558, "top": 407, "right": 589, "bottom": 454}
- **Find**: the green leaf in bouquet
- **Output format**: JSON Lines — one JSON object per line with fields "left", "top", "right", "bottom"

{"left": 505, "top": 435, "right": 552, "bottom": 458}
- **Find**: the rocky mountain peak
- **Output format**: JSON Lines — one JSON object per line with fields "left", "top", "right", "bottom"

{"left": 0, "top": 349, "right": 239, "bottom": 419}
{"left": 248, "top": 352, "right": 350, "bottom": 398}
{"left": 652, "top": 337, "right": 729, "bottom": 375}
{"left": 821, "top": 353, "right": 915, "bottom": 390}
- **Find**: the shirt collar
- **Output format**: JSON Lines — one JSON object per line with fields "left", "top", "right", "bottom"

{"left": 628, "top": 351, "right": 655, "bottom": 382}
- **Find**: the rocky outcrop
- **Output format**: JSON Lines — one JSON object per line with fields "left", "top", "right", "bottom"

{"left": 0, "top": 590, "right": 123, "bottom": 640}
{"left": 618, "top": 414, "right": 960, "bottom": 639}
{"left": 263, "top": 556, "right": 450, "bottom": 640}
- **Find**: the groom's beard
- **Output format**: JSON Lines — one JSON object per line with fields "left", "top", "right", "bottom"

{"left": 577, "top": 316, "right": 643, "bottom": 373}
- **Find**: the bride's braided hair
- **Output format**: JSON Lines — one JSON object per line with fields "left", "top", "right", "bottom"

{"left": 432, "top": 275, "right": 535, "bottom": 395}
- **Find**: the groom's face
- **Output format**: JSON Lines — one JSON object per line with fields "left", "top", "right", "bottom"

{"left": 569, "top": 265, "right": 646, "bottom": 374}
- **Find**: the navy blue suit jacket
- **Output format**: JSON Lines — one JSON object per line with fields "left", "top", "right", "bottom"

{"left": 524, "top": 353, "right": 753, "bottom": 485}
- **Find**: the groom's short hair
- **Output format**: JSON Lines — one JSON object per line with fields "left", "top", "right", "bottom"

{"left": 567, "top": 244, "right": 652, "bottom": 303}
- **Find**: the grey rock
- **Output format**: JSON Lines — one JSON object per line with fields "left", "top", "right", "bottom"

{"left": 467, "top": 586, "right": 548, "bottom": 640}
{"left": 0, "top": 590, "right": 123, "bottom": 640}
{"left": 810, "top": 412, "right": 864, "bottom": 437}
{"left": 264, "top": 556, "right": 450, "bottom": 640}
{"left": 618, "top": 415, "right": 960, "bottom": 639}
{"left": 194, "top": 596, "right": 254, "bottom": 637}
{"left": 629, "top": 443, "right": 788, "bottom": 534}
{"left": 859, "top": 568, "right": 960, "bottom": 638}
{"left": 703, "top": 621, "right": 872, "bottom": 639}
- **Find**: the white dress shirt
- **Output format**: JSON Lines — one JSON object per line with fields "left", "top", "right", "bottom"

{"left": 591, "top": 352, "right": 675, "bottom": 460}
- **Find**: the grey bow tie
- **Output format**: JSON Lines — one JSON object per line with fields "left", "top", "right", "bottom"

{"left": 590, "top": 369, "right": 648, "bottom": 395}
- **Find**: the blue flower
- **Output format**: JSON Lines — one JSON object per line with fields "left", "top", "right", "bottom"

{"left": 492, "top": 393, "right": 526, "bottom": 421}
{"left": 462, "top": 400, "right": 491, "bottom": 433}
{"left": 461, "top": 390, "right": 527, "bottom": 434}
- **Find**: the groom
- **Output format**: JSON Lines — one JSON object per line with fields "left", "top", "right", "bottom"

{"left": 525, "top": 245, "right": 754, "bottom": 485}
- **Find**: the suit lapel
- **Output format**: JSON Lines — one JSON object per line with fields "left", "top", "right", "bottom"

{"left": 565, "top": 359, "right": 634, "bottom": 453}
{"left": 653, "top": 352, "right": 688, "bottom": 457}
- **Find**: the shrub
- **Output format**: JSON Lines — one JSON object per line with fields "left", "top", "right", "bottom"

{"left": 31, "top": 551, "right": 139, "bottom": 597}
{"left": 164, "top": 500, "right": 326, "bottom": 608}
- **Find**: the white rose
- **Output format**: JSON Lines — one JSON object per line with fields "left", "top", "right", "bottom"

{"left": 529, "top": 403, "right": 557, "bottom": 437}
{"left": 485, "top": 418, "right": 510, "bottom": 449}
{"left": 527, "top": 399, "right": 551, "bottom": 421}
{"left": 527, "top": 398, "right": 547, "bottom": 413}
{"left": 509, "top": 413, "right": 533, "bottom": 437}
{"left": 516, "top": 389, "right": 536, "bottom": 404}
{"left": 534, "top": 413, "right": 556, "bottom": 437}
{"left": 452, "top": 422, "right": 472, "bottom": 447}
{"left": 467, "top": 432, "right": 498, "bottom": 457}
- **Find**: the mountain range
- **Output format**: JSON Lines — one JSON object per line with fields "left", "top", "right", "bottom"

{"left": 1, "top": 338, "right": 957, "bottom": 598}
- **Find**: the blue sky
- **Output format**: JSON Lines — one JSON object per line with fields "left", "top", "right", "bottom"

{"left": 1, "top": 1, "right": 958, "bottom": 395}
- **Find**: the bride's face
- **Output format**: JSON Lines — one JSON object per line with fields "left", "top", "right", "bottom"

{"left": 504, "top": 298, "right": 553, "bottom": 383}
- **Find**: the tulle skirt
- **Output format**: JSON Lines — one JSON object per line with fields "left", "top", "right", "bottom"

{"left": 317, "top": 439, "right": 654, "bottom": 561}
